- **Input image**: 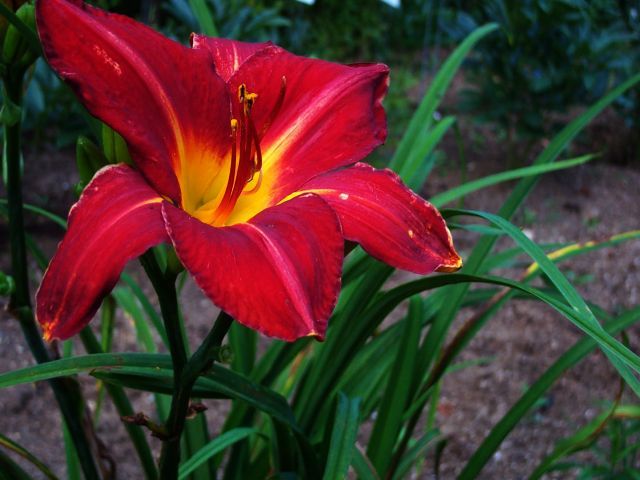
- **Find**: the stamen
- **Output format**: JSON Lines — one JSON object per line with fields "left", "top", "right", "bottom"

{"left": 211, "top": 119, "right": 239, "bottom": 224}
{"left": 260, "top": 76, "right": 286, "bottom": 140}
{"left": 244, "top": 170, "right": 263, "bottom": 194}
{"left": 210, "top": 83, "right": 276, "bottom": 225}
{"left": 248, "top": 117, "right": 263, "bottom": 173}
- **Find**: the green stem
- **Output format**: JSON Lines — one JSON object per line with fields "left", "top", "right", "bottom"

{"left": 158, "top": 311, "right": 233, "bottom": 480}
{"left": 141, "top": 252, "right": 187, "bottom": 376}
{"left": 141, "top": 251, "right": 233, "bottom": 479}
{"left": 3, "top": 69, "right": 101, "bottom": 480}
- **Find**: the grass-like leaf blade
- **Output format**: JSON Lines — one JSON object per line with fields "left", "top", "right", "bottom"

{"left": 322, "top": 393, "right": 361, "bottom": 480}
{"left": 178, "top": 428, "right": 257, "bottom": 480}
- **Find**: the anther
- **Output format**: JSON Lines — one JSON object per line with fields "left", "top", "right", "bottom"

{"left": 260, "top": 76, "right": 286, "bottom": 140}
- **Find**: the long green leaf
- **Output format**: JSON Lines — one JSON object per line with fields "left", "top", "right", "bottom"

{"left": 322, "top": 393, "right": 361, "bottom": 480}
{"left": 88, "top": 363, "right": 301, "bottom": 432}
{"left": 228, "top": 322, "right": 257, "bottom": 375}
{"left": 121, "top": 274, "right": 168, "bottom": 346}
{"left": 401, "top": 116, "right": 455, "bottom": 190}
{"left": 0, "top": 353, "right": 171, "bottom": 388}
{"left": 367, "top": 297, "right": 422, "bottom": 475}
{"left": 0, "top": 3, "right": 42, "bottom": 57}
{"left": 62, "top": 423, "right": 80, "bottom": 480}
{"left": 0, "top": 433, "right": 58, "bottom": 480}
{"left": 178, "top": 428, "right": 256, "bottom": 480}
{"left": 0, "top": 449, "right": 32, "bottom": 480}
{"left": 351, "top": 447, "right": 380, "bottom": 480}
{"left": 187, "top": 0, "right": 218, "bottom": 36}
{"left": 391, "top": 429, "right": 440, "bottom": 480}
{"left": 430, "top": 154, "right": 594, "bottom": 207}
{"left": 446, "top": 209, "right": 640, "bottom": 393}
{"left": 0, "top": 199, "right": 66, "bottom": 229}
{"left": 389, "top": 23, "right": 498, "bottom": 175}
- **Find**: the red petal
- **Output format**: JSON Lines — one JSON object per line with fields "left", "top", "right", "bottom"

{"left": 36, "top": 0, "right": 231, "bottom": 203}
{"left": 301, "top": 163, "right": 462, "bottom": 274}
{"left": 36, "top": 165, "right": 168, "bottom": 341}
{"left": 191, "top": 36, "right": 272, "bottom": 82}
{"left": 227, "top": 45, "right": 389, "bottom": 201}
{"left": 163, "top": 195, "right": 343, "bottom": 341}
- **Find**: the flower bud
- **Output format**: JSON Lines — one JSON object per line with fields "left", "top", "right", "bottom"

{"left": 0, "top": 270, "right": 15, "bottom": 296}
{"left": 101, "top": 124, "right": 133, "bottom": 165}
{"left": 76, "top": 135, "right": 108, "bottom": 189}
{"left": 0, "top": 94, "right": 21, "bottom": 126}
{"left": 218, "top": 345, "right": 233, "bottom": 364}
{"left": 0, "top": 0, "right": 27, "bottom": 44}
{"left": 1, "top": 2, "right": 36, "bottom": 68}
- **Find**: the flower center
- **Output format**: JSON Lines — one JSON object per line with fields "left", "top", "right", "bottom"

{"left": 210, "top": 78, "right": 286, "bottom": 225}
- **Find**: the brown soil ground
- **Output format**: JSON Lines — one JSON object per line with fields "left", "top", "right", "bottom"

{"left": 1, "top": 109, "right": 639, "bottom": 479}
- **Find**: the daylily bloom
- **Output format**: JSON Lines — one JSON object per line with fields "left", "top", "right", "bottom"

{"left": 35, "top": 0, "right": 462, "bottom": 342}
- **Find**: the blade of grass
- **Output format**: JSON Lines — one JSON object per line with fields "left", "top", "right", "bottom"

{"left": 352, "top": 446, "right": 380, "bottom": 480}
{"left": 62, "top": 423, "right": 80, "bottom": 480}
{"left": 401, "top": 116, "right": 455, "bottom": 190}
{"left": 322, "top": 393, "right": 361, "bottom": 480}
{"left": 0, "top": 449, "right": 33, "bottom": 480}
{"left": 228, "top": 322, "right": 257, "bottom": 375}
{"left": 187, "top": 0, "right": 218, "bottom": 36}
{"left": 178, "top": 428, "right": 257, "bottom": 480}
{"left": 430, "top": 154, "right": 595, "bottom": 207}
{"left": 90, "top": 364, "right": 302, "bottom": 432}
{"left": 121, "top": 273, "right": 168, "bottom": 346}
{"left": 0, "top": 352, "right": 171, "bottom": 387}
{"left": 445, "top": 209, "right": 640, "bottom": 392}
{"left": 391, "top": 429, "right": 440, "bottom": 480}
{"left": 367, "top": 297, "right": 422, "bottom": 475}
{"left": 389, "top": 23, "right": 498, "bottom": 176}
{"left": 0, "top": 3, "right": 42, "bottom": 57}
{"left": 0, "top": 433, "right": 58, "bottom": 480}
{"left": 0, "top": 198, "right": 66, "bottom": 229}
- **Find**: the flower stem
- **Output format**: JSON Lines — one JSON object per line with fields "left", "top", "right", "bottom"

{"left": 160, "top": 312, "right": 233, "bottom": 480}
{"left": 3, "top": 70, "right": 101, "bottom": 479}
{"left": 141, "top": 252, "right": 233, "bottom": 479}
{"left": 141, "top": 252, "right": 188, "bottom": 376}
{"left": 158, "top": 311, "right": 233, "bottom": 479}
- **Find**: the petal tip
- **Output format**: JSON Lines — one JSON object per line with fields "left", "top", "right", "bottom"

{"left": 42, "top": 324, "right": 55, "bottom": 343}
{"left": 435, "top": 253, "right": 463, "bottom": 273}
{"left": 306, "top": 330, "right": 325, "bottom": 342}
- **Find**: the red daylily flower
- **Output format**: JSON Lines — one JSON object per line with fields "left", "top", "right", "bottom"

{"left": 35, "top": 0, "right": 462, "bottom": 342}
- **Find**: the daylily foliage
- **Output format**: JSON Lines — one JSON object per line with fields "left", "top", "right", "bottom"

{"left": 35, "top": 0, "right": 461, "bottom": 342}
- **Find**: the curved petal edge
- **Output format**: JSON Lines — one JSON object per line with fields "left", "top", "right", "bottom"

{"left": 299, "top": 163, "right": 462, "bottom": 274}
{"left": 36, "top": 165, "right": 168, "bottom": 341}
